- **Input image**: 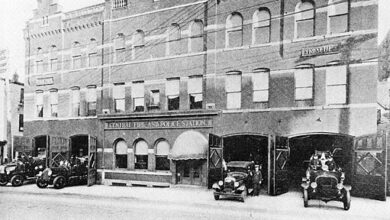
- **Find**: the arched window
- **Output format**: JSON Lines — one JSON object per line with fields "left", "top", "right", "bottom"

{"left": 115, "top": 139, "right": 128, "bottom": 169}
{"left": 134, "top": 140, "right": 148, "bottom": 169}
{"left": 189, "top": 20, "right": 204, "bottom": 52}
{"left": 253, "top": 8, "right": 271, "bottom": 45}
{"left": 72, "top": 41, "right": 82, "bottom": 69}
{"left": 167, "top": 23, "right": 181, "bottom": 55}
{"left": 226, "top": 12, "right": 243, "bottom": 48}
{"left": 133, "top": 30, "right": 145, "bottom": 47}
{"left": 295, "top": 1, "right": 315, "bottom": 39}
{"left": 328, "top": 0, "right": 349, "bottom": 34}
{"left": 155, "top": 140, "right": 170, "bottom": 171}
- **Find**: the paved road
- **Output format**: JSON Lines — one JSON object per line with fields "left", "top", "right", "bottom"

{"left": 0, "top": 185, "right": 389, "bottom": 220}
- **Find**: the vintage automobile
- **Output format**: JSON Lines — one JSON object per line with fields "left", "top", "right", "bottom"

{"left": 0, "top": 156, "right": 46, "bottom": 187}
{"left": 301, "top": 150, "right": 351, "bottom": 210}
{"left": 212, "top": 161, "right": 256, "bottom": 202}
{"left": 36, "top": 157, "right": 88, "bottom": 189}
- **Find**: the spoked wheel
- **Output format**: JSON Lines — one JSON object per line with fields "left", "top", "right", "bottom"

{"left": 11, "top": 175, "right": 24, "bottom": 187}
{"left": 0, "top": 175, "right": 8, "bottom": 186}
{"left": 53, "top": 176, "right": 66, "bottom": 189}
{"left": 343, "top": 190, "right": 351, "bottom": 211}
{"left": 36, "top": 179, "right": 48, "bottom": 188}
{"left": 303, "top": 189, "right": 309, "bottom": 208}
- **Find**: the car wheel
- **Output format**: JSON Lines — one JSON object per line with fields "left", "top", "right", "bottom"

{"left": 53, "top": 176, "right": 66, "bottom": 189}
{"left": 303, "top": 189, "right": 309, "bottom": 208}
{"left": 36, "top": 179, "right": 48, "bottom": 188}
{"left": 214, "top": 195, "right": 220, "bottom": 200}
{"left": 343, "top": 190, "right": 351, "bottom": 211}
{"left": 0, "top": 175, "right": 8, "bottom": 186}
{"left": 10, "top": 175, "right": 24, "bottom": 187}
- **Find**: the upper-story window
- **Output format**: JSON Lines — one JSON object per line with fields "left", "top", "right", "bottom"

{"left": 328, "top": 0, "right": 349, "bottom": 34}
{"left": 113, "top": 83, "right": 125, "bottom": 113}
{"left": 88, "top": 38, "right": 99, "bottom": 67}
{"left": 35, "top": 47, "right": 43, "bottom": 73}
{"left": 113, "top": 0, "right": 128, "bottom": 8}
{"left": 252, "top": 69, "right": 269, "bottom": 103}
{"left": 189, "top": 20, "right": 204, "bottom": 52}
{"left": 132, "top": 81, "right": 145, "bottom": 112}
{"left": 132, "top": 30, "right": 145, "bottom": 59}
{"left": 253, "top": 8, "right": 271, "bottom": 45}
{"left": 167, "top": 24, "right": 181, "bottom": 55}
{"left": 72, "top": 41, "right": 82, "bottom": 69}
{"left": 49, "top": 45, "right": 58, "bottom": 72}
{"left": 188, "top": 76, "right": 203, "bottom": 109}
{"left": 294, "top": 67, "right": 314, "bottom": 101}
{"left": 71, "top": 87, "right": 80, "bottom": 117}
{"left": 114, "top": 33, "right": 126, "bottom": 63}
{"left": 295, "top": 1, "right": 315, "bottom": 39}
{"left": 225, "top": 72, "right": 242, "bottom": 109}
{"left": 86, "top": 86, "right": 97, "bottom": 116}
{"left": 148, "top": 89, "right": 160, "bottom": 109}
{"left": 326, "top": 64, "right": 347, "bottom": 105}
{"left": 166, "top": 78, "right": 180, "bottom": 110}
{"left": 36, "top": 91, "right": 44, "bottom": 118}
{"left": 226, "top": 12, "right": 243, "bottom": 48}
{"left": 49, "top": 89, "right": 58, "bottom": 117}
{"left": 20, "top": 88, "right": 24, "bottom": 104}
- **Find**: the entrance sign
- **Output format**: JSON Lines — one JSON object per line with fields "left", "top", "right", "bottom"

{"left": 301, "top": 44, "right": 339, "bottom": 57}
{"left": 352, "top": 133, "right": 387, "bottom": 201}
{"left": 105, "top": 119, "right": 213, "bottom": 130}
{"left": 88, "top": 135, "right": 97, "bottom": 186}
{"left": 208, "top": 133, "right": 223, "bottom": 188}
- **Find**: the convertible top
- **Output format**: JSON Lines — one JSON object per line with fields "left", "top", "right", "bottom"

{"left": 227, "top": 161, "right": 254, "bottom": 168}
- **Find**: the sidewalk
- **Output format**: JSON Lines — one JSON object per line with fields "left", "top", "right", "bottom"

{"left": 1, "top": 183, "right": 389, "bottom": 219}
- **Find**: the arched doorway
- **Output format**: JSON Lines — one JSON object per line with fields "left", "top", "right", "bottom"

{"left": 70, "top": 135, "right": 89, "bottom": 157}
{"left": 288, "top": 133, "right": 354, "bottom": 189}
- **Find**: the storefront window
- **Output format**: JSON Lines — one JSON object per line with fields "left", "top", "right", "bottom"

{"left": 132, "top": 82, "right": 145, "bottom": 112}
{"left": 115, "top": 140, "right": 128, "bottom": 169}
{"left": 135, "top": 140, "right": 148, "bottom": 169}
{"left": 166, "top": 78, "right": 180, "bottom": 110}
{"left": 156, "top": 140, "right": 170, "bottom": 171}
{"left": 188, "top": 76, "right": 203, "bottom": 109}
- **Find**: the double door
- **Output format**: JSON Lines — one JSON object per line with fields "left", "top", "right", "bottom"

{"left": 177, "top": 160, "right": 203, "bottom": 186}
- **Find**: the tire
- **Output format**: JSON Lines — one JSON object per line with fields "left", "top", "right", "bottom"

{"left": 0, "top": 175, "right": 8, "bottom": 186}
{"left": 53, "top": 176, "right": 66, "bottom": 189}
{"left": 303, "top": 189, "right": 309, "bottom": 208}
{"left": 36, "top": 179, "right": 48, "bottom": 188}
{"left": 10, "top": 175, "right": 24, "bottom": 187}
{"left": 214, "top": 195, "right": 220, "bottom": 200}
{"left": 343, "top": 190, "right": 351, "bottom": 211}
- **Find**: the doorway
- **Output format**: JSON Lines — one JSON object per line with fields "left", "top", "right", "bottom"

{"left": 34, "top": 135, "right": 48, "bottom": 158}
{"left": 176, "top": 160, "right": 205, "bottom": 186}
{"left": 70, "top": 135, "right": 89, "bottom": 157}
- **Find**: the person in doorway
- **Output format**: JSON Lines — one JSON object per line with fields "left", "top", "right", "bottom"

{"left": 253, "top": 164, "right": 263, "bottom": 196}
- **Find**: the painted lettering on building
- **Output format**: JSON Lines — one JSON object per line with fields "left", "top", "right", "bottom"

{"left": 301, "top": 44, "right": 339, "bottom": 57}
{"left": 36, "top": 77, "right": 54, "bottom": 86}
{"left": 105, "top": 119, "right": 213, "bottom": 130}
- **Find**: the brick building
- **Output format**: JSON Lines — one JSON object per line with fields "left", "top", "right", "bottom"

{"left": 23, "top": 0, "right": 387, "bottom": 200}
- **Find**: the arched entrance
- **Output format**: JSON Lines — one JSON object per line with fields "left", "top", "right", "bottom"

{"left": 287, "top": 133, "right": 354, "bottom": 189}
{"left": 70, "top": 135, "right": 89, "bottom": 157}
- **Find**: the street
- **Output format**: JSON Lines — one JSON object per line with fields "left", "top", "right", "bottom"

{"left": 0, "top": 185, "right": 389, "bottom": 220}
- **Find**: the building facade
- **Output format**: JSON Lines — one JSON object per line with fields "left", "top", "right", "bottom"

{"left": 24, "top": 0, "right": 387, "bottom": 199}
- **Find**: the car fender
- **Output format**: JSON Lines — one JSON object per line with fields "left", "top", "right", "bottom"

{"left": 343, "top": 185, "right": 352, "bottom": 191}
{"left": 212, "top": 183, "right": 220, "bottom": 190}
{"left": 237, "top": 185, "right": 246, "bottom": 192}
{"left": 301, "top": 182, "right": 309, "bottom": 190}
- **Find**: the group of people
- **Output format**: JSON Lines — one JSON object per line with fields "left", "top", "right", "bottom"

{"left": 59, "top": 155, "right": 88, "bottom": 173}
{"left": 309, "top": 151, "right": 338, "bottom": 172}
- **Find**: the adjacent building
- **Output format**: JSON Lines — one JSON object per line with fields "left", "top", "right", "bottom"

{"left": 23, "top": 0, "right": 387, "bottom": 200}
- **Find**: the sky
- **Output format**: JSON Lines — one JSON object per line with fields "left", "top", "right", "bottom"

{"left": 0, "top": 0, "right": 389, "bottom": 82}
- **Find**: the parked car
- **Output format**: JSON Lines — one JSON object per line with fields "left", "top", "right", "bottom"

{"left": 36, "top": 157, "right": 88, "bottom": 189}
{"left": 0, "top": 156, "right": 46, "bottom": 187}
{"left": 301, "top": 150, "right": 351, "bottom": 210}
{"left": 212, "top": 161, "right": 256, "bottom": 202}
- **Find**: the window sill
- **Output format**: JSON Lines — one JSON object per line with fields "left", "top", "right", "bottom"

{"left": 293, "top": 35, "right": 324, "bottom": 43}
{"left": 223, "top": 45, "right": 250, "bottom": 52}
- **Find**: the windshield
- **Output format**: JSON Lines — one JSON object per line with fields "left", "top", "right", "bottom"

{"left": 227, "top": 166, "right": 247, "bottom": 173}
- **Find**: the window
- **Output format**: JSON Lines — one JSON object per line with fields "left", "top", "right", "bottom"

{"left": 167, "top": 24, "right": 181, "bottom": 55}
{"left": 134, "top": 140, "right": 148, "bottom": 169}
{"left": 19, "top": 114, "right": 23, "bottom": 132}
{"left": 115, "top": 140, "right": 128, "bottom": 169}
{"left": 72, "top": 55, "right": 82, "bottom": 69}
{"left": 20, "top": 88, "right": 24, "bottom": 104}
{"left": 253, "top": 8, "right": 271, "bottom": 45}
{"left": 71, "top": 88, "right": 80, "bottom": 117}
{"left": 188, "top": 76, "right": 203, "bottom": 109}
{"left": 49, "top": 45, "right": 58, "bottom": 71}
{"left": 36, "top": 60, "right": 43, "bottom": 73}
{"left": 86, "top": 86, "right": 97, "bottom": 116}
{"left": 295, "top": 1, "right": 315, "bottom": 39}
{"left": 133, "top": 30, "right": 145, "bottom": 59}
{"left": 328, "top": 0, "right": 349, "bottom": 34}
{"left": 132, "top": 81, "right": 144, "bottom": 112}
{"left": 50, "top": 89, "right": 58, "bottom": 117}
{"left": 88, "top": 53, "right": 98, "bottom": 67}
{"left": 36, "top": 91, "right": 43, "bottom": 118}
{"left": 149, "top": 90, "right": 160, "bottom": 109}
{"left": 166, "top": 78, "right": 180, "bottom": 110}
{"left": 114, "top": 33, "right": 126, "bottom": 63}
{"left": 226, "top": 73, "right": 242, "bottom": 109}
{"left": 252, "top": 70, "right": 269, "bottom": 102}
{"left": 156, "top": 140, "right": 170, "bottom": 171}
{"left": 326, "top": 65, "right": 347, "bottom": 105}
{"left": 226, "top": 13, "right": 243, "bottom": 48}
{"left": 189, "top": 20, "right": 204, "bottom": 52}
{"left": 50, "top": 58, "right": 58, "bottom": 71}
{"left": 113, "top": 83, "right": 125, "bottom": 113}
{"left": 295, "top": 68, "right": 313, "bottom": 100}
{"left": 113, "top": 0, "right": 127, "bottom": 8}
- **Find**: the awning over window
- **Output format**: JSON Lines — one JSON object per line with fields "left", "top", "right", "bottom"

{"left": 169, "top": 130, "right": 208, "bottom": 160}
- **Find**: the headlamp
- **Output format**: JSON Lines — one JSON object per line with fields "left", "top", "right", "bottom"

{"left": 234, "top": 182, "right": 239, "bottom": 188}
{"left": 218, "top": 181, "right": 223, "bottom": 186}
{"left": 310, "top": 182, "right": 317, "bottom": 189}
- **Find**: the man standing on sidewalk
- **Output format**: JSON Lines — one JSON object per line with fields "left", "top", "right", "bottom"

{"left": 253, "top": 164, "right": 263, "bottom": 196}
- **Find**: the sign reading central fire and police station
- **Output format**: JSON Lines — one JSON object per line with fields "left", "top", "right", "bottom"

{"left": 105, "top": 119, "right": 213, "bottom": 130}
